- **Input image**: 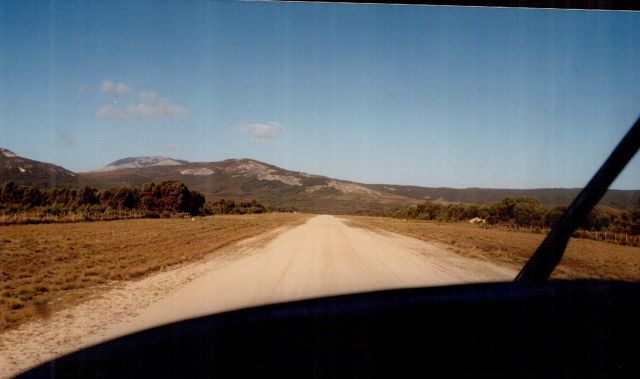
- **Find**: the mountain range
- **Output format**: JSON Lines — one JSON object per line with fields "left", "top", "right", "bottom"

{"left": 0, "top": 148, "right": 78, "bottom": 188}
{"left": 1, "top": 149, "right": 638, "bottom": 213}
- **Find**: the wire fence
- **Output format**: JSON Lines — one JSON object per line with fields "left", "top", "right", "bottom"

{"left": 572, "top": 229, "right": 640, "bottom": 247}
{"left": 0, "top": 210, "right": 195, "bottom": 226}
{"left": 480, "top": 223, "right": 640, "bottom": 247}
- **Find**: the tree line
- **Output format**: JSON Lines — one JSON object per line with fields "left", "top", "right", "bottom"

{"left": 392, "top": 196, "right": 640, "bottom": 236}
{"left": 0, "top": 181, "right": 268, "bottom": 220}
{"left": 204, "top": 199, "right": 267, "bottom": 215}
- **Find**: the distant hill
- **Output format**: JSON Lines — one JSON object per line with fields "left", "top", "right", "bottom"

{"left": 79, "top": 157, "right": 640, "bottom": 213}
{"left": 94, "top": 156, "right": 190, "bottom": 172}
{"left": 0, "top": 148, "right": 78, "bottom": 188}
{"left": 1, "top": 149, "right": 637, "bottom": 213}
{"left": 79, "top": 159, "right": 411, "bottom": 214}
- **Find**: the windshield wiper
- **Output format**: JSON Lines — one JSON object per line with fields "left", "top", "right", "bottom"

{"left": 515, "top": 116, "right": 640, "bottom": 282}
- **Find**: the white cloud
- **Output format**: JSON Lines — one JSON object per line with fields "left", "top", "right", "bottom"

{"left": 96, "top": 90, "right": 187, "bottom": 121}
{"left": 242, "top": 122, "right": 284, "bottom": 141}
{"left": 96, "top": 105, "right": 129, "bottom": 120}
{"left": 101, "top": 80, "right": 131, "bottom": 96}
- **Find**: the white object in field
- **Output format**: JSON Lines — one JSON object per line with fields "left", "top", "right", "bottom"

{"left": 469, "top": 217, "right": 486, "bottom": 224}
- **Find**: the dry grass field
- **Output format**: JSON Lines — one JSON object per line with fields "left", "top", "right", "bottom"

{"left": 344, "top": 216, "right": 640, "bottom": 281}
{"left": 0, "top": 213, "right": 308, "bottom": 331}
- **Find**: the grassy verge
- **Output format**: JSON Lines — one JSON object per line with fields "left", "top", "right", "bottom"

{"left": 344, "top": 216, "right": 640, "bottom": 281}
{"left": 0, "top": 213, "right": 309, "bottom": 331}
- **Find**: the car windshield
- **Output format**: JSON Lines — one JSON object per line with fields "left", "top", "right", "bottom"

{"left": 1, "top": 1, "right": 639, "bottom": 377}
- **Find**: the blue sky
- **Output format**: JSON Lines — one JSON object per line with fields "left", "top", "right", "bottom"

{"left": 1, "top": 1, "right": 639, "bottom": 189}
